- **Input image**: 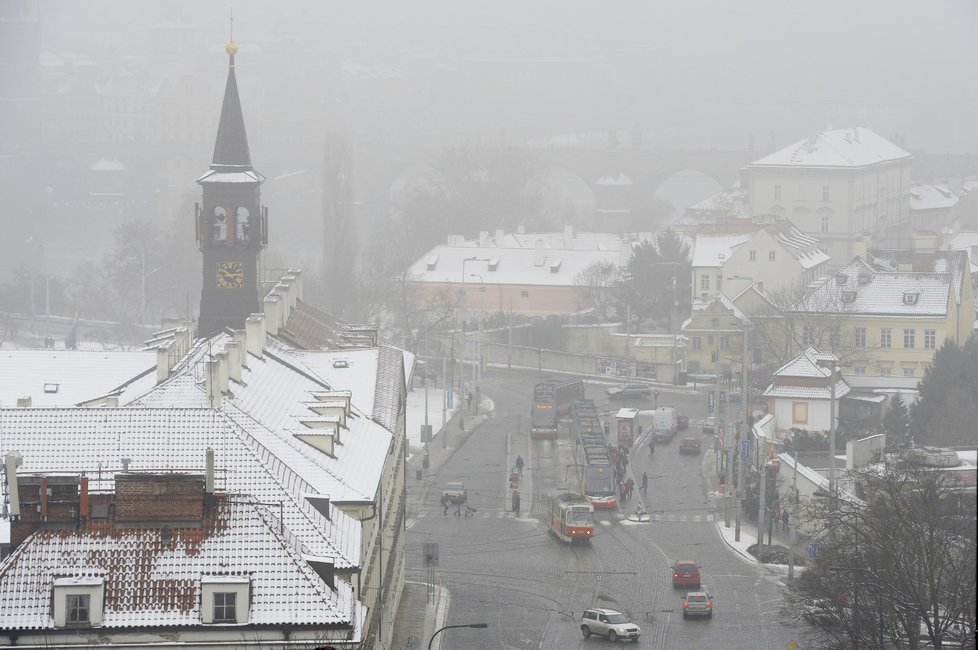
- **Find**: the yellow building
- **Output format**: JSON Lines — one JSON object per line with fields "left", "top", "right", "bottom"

{"left": 787, "top": 252, "right": 974, "bottom": 384}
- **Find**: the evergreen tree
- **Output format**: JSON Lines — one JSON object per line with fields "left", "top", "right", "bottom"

{"left": 910, "top": 336, "right": 978, "bottom": 446}
{"left": 621, "top": 229, "right": 691, "bottom": 330}
{"left": 881, "top": 393, "right": 910, "bottom": 447}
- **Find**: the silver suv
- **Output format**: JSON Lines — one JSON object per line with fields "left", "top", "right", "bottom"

{"left": 580, "top": 608, "right": 641, "bottom": 642}
{"left": 682, "top": 588, "right": 713, "bottom": 619}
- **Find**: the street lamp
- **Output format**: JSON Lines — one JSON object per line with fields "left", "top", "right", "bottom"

{"left": 470, "top": 274, "right": 485, "bottom": 416}
{"left": 428, "top": 623, "right": 489, "bottom": 650}
{"left": 727, "top": 275, "right": 754, "bottom": 543}
{"left": 459, "top": 258, "right": 488, "bottom": 418}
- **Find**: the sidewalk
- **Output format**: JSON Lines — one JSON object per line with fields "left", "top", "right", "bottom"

{"left": 388, "top": 384, "right": 494, "bottom": 650}
{"left": 702, "top": 441, "right": 804, "bottom": 575}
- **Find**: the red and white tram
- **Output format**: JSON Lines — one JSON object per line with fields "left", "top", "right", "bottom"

{"left": 547, "top": 491, "right": 595, "bottom": 543}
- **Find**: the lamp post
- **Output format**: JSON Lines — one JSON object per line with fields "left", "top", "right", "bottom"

{"left": 816, "top": 356, "right": 844, "bottom": 541}
{"left": 470, "top": 274, "right": 485, "bottom": 416}
{"left": 727, "top": 275, "right": 755, "bottom": 543}
{"left": 428, "top": 623, "right": 489, "bottom": 650}
{"left": 460, "top": 257, "right": 489, "bottom": 419}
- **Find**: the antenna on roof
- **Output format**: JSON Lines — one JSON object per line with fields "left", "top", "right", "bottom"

{"left": 229, "top": 8, "right": 234, "bottom": 42}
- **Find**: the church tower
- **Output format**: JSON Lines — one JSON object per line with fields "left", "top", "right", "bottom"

{"left": 196, "top": 40, "right": 267, "bottom": 338}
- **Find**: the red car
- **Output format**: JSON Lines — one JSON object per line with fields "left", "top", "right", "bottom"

{"left": 679, "top": 437, "right": 701, "bottom": 454}
{"left": 672, "top": 560, "right": 701, "bottom": 589}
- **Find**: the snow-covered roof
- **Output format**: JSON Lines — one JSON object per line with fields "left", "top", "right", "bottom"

{"left": 0, "top": 407, "right": 360, "bottom": 569}
{"left": 0, "top": 349, "right": 156, "bottom": 408}
{"left": 690, "top": 294, "right": 748, "bottom": 323}
{"left": 89, "top": 158, "right": 128, "bottom": 172}
{"left": 789, "top": 258, "right": 952, "bottom": 317}
{"left": 691, "top": 233, "right": 753, "bottom": 267}
{"left": 685, "top": 188, "right": 749, "bottom": 218}
{"left": 910, "top": 183, "right": 959, "bottom": 211}
{"left": 596, "top": 173, "right": 633, "bottom": 186}
{"left": 765, "top": 347, "right": 851, "bottom": 400}
{"left": 764, "top": 222, "right": 831, "bottom": 270}
{"left": 0, "top": 495, "right": 357, "bottom": 630}
{"left": 777, "top": 453, "right": 864, "bottom": 505}
{"left": 749, "top": 127, "right": 911, "bottom": 168}
{"left": 948, "top": 231, "right": 978, "bottom": 274}
{"left": 407, "top": 242, "right": 625, "bottom": 287}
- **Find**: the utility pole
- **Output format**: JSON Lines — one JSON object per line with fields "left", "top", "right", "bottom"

{"left": 788, "top": 450, "right": 798, "bottom": 579}
{"left": 757, "top": 440, "right": 766, "bottom": 560}
{"left": 735, "top": 318, "right": 748, "bottom": 542}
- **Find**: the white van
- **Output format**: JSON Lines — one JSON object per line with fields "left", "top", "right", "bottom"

{"left": 651, "top": 406, "right": 678, "bottom": 442}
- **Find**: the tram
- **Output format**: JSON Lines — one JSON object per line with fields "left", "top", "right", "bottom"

{"left": 547, "top": 491, "right": 595, "bottom": 543}
{"left": 530, "top": 377, "right": 585, "bottom": 439}
{"left": 571, "top": 399, "right": 618, "bottom": 509}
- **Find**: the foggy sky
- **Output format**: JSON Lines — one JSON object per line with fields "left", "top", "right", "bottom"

{"left": 38, "top": 0, "right": 978, "bottom": 154}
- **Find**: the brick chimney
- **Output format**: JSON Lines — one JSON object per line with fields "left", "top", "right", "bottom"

{"left": 114, "top": 473, "right": 205, "bottom": 527}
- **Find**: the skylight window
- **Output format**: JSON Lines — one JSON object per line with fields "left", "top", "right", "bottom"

{"left": 44, "top": 383, "right": 60, "bottom": 394}
{"left": 902, "top": 292, "right": 919, "bottom": 306}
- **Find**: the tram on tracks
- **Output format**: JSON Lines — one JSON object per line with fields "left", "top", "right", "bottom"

{"left": 547, "top": 490, "right": 595, "bottom": 543}
{"left": 530, "top": 377, "right": 585, "bottom": 439}
{"left": 571, "top": 399, "right": 618, "bottom": 509}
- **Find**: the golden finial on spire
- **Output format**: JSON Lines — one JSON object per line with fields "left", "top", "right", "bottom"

{"left": 225, "top": 9, "right": 237, "bottom": 57}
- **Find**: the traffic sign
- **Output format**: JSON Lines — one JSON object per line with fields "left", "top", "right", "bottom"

{"left": 808, "top": 542, "right": 822, "bottom": 560}
{"left": 740, "top": 439, "right": 750, "bottom": 458}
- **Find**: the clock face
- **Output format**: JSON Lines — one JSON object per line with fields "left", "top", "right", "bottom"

{"left": 216, "top": 261, "right": 244, "bottom": 288}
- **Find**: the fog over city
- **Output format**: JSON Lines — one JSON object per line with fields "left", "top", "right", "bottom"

{"left": 1, "top": 3, "right": 976, "bottom": 649}
{"left": 2, "top": 1, "right": 977, "bottom": 314}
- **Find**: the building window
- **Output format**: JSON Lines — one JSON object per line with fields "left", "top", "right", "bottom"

{"left": 880, "top": 328, "right": 891, "bottom": 348}
{"left": 903, "top": 329, "right": 915, "bottom": 348}
{"left": 749, "top": 250, "right": 756, "bottom": 261}
{"left": 66, "top": 594, "right": 90, "bottom": 624}
{"left": 855, "top": 327, "right": 866, "bottom": 347}
{"left": 701, "top": 275, "right": 710, "bottom": 291}
{"left": 822, "top": 185, "right": 830, "bottom": 201}
{"left": 879, "top": 367, "right": 892, "bottom": 377}
{"left": 924, "top": 329, "right": 936, "bottom": 349}
{"left": 820, "top": 215, "right": 829, "bottom": 232}
{"left": 692, "top": 336, "right": 702, "bottom": 350}
{"left": 520, "top": 290, "right": 528, "bottom": 298}
{"left": 711, "top": 317, "right": 719, "bottom": 327}
{"left": 773, "top": 184, "right": 782, "bottom": 201}
{"left": 719, "top": 336, "right": 729, "bottom": 350}
{"left": 903, "top": 367, "right": 915, "bottom": 377}
{"left": 707, "top": 335, "right": 714, "bottom": 345}
{"left": 854, "top": 367, "right": 865, "bottom": 376}
{"left": 792, "top": 402, "right": 808, "bottom": 424}
{"left": 213, "top": 592, "right": 237, "bottom": 623}
{"left": 768, "top": 250, "right": 776, "bottom": 261}
{"left": 717, "top": 275, "right": 723, "bottom": 291}
{"left": 802, "top": 326, "right": 814, "bottom": 346}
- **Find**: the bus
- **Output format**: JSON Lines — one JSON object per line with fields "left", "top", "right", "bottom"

{"left": 571, "top": 399, "right": 618, "bottom": 509}
{"left": 547, "top": 491, "right": 594, "bottom": 543}
{"left": 530, "top": 378, "right": 585, "bottom": 439}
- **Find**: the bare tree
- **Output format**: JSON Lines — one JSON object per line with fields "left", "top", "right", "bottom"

{"left": 790, "top": 457, "right": 976, "bottom": 650}
{"left": 573, "top": 262, "right": 625, "bottom": 320}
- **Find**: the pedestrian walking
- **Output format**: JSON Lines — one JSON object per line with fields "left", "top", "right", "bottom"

{"left": 442, "top": 495, "right": 450, "bottom": 516}
{"left": 455, "top": 497, "right": 463, "bottom": 517}
{"left": 782, "top": 508, "right": 790, "bottom": 531}
{"left": 649, "top": 439, "right": 656, "bottom": 460}
{"left": 641, "top": 471, "right": 648, "bottom": 494}
{"left": 512, "top": 490, "right": 521, "bottom": 513}
{"left": 515, "top": 454, "right": 524, "bottom": 477}
{"left": 619, "top": 482, "right": 627, "bottom": 503}
{"left": 626, "top": 478, "right": 634, "bottom": 502}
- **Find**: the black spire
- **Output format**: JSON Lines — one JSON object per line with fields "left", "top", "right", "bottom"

{"left": 210, "top": 42, "right": 252, "bottom": 172}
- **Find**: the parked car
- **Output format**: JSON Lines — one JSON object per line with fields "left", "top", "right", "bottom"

{"left": 580, "top": 608, "right": 641, "bottom": 642}
{"left": 672, "top": 560, "right": 701, "bottom": 589}
{"left": 682, "top": 589, "right": 713, "bottom": 619}
{"left": 679, "top": 437, "right": 701, "bottom": 455}
{"left": 414, "top": 360, "right": 438, "bottom": 381}
{"left": 701, "top": 416, "right": 718, "bottom": 435}
{"left": 606, "top": 383, "right": 651, "bottom": 399}
{"left": 677, "top": 413, "right": 689, "bottom": 430}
